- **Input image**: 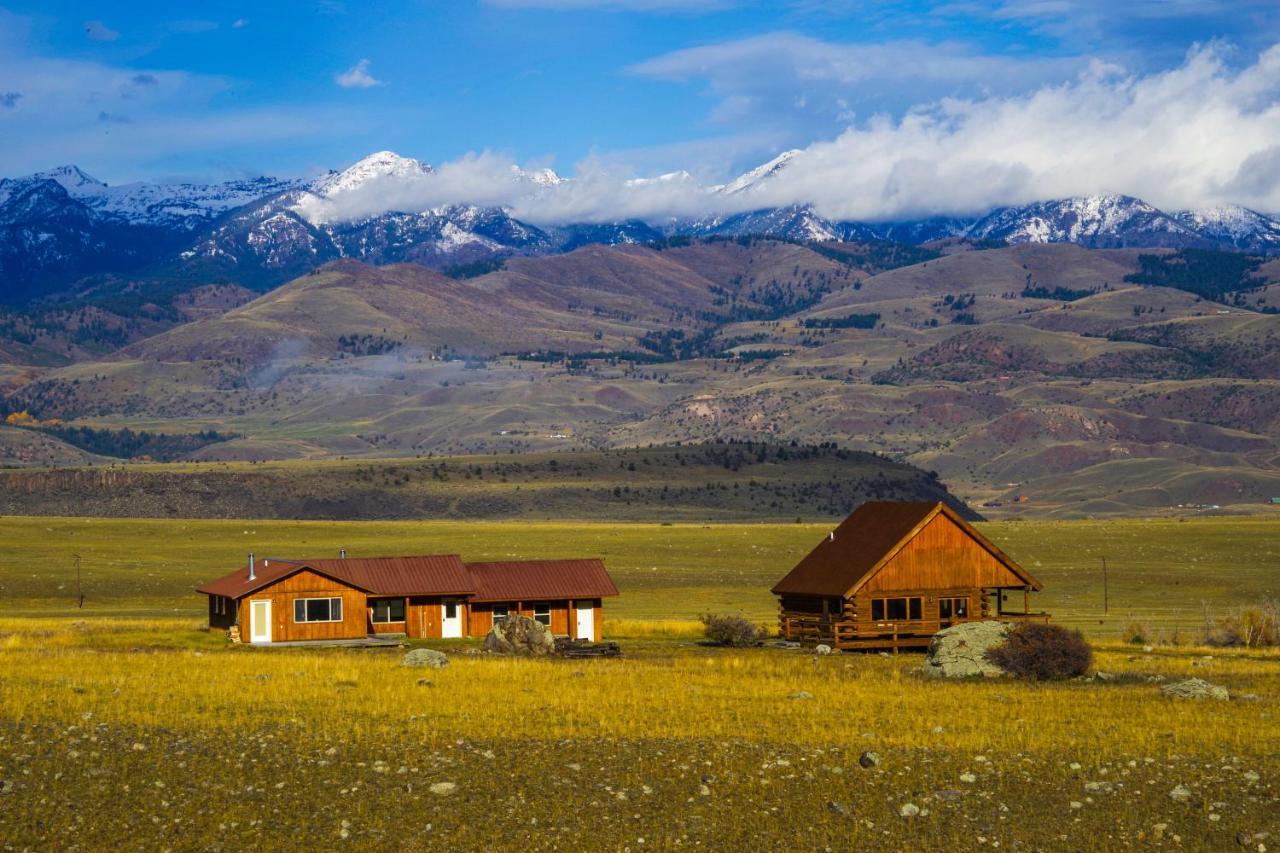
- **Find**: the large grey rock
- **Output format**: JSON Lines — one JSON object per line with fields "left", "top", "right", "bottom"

{"left": 483, "top": 614, "right": 556, "bottom": 656}
{"left": 921, "top": 621, "right": 1012, "bottom": 679}
{"left": 401, "top": 648, "right": 450, "bottom": 669}
{"left": 1161, "top": 678, "right": 1229, "bottom": 701}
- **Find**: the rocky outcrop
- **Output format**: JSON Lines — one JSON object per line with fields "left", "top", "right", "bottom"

{"left": 1161, "top": 678, "right": 1229, "bottom": 700}
{"left": 483, "top": 615, "right": 556, "bottom": 656}
{"left": 921, "top": 621, "right": 1012, "bottom": 678}
{"left": 401, "top": 648, "right": 450, "bottom": 668}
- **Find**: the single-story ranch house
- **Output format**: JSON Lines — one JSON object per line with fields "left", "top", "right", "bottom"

{"left": 198, "top": 554, "right": 619, "bottom": 644}
{"left": 772, "top": 501, "right": 1047, "bottom": 651}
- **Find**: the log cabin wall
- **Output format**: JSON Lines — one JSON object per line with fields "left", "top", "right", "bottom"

{"left": 237, "top": 569, "right": 368, "bottom": 642}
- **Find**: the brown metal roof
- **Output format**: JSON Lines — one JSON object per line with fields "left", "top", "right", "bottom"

{"left": 196, "top": 554, "right": 473, "bottom": 600}
{"left": 464, "top": 559, "right": 620, "bottom": 603}
{"left": 770, "top": 501, "right": 1039, "bottom": 597}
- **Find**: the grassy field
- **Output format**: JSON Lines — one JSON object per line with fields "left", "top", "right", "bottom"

{"left": 2, "top": 514, "right": 1276, "bottom": 637}
{"left": 0, "top": 514, "right": 1277, "bottom": 848}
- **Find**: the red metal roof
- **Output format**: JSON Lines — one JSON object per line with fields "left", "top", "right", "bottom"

{"left": 770, "top": 501, "right": 1040, "bottom": 597}
{"left": 197, "top": 554, "right": 473, "bottom": 599}
{"left": 464, "top": 559, "right": 620, "bottom": 603}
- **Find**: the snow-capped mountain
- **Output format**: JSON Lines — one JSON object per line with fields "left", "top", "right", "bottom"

{"left": 686, "top": 204, "right": 840, "bottom": 242}
{"left": 309, "top": 150, "right": 434, "bottom": 198}
{"left": 7, "top": 149, "right": 1280, "bottom": 307}
{"left": 966, "top": 194, "right": 1212, "bottom": 249}
{"left": 1171, "top": 205, "right": 1280, "bottom": 252}
{"left": 714, "top": 150, "right": 801, "bottom": 195}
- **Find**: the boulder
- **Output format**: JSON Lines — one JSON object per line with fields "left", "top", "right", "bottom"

{"left": 1161, "top": 678, "right": 1229, "bottom": 701}
{"left": 921, "top": 621, "right": 1012, "bottom": 678}
{"left": 483, "top": 614, "right": 556, "bottom": 656}
{"left": 401, "top": 648, "right": 450, "bottom": 669}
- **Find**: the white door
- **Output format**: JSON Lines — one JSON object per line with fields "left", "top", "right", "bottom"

{"left": 441, "top": 600, "right": 462, "bottom": 638}
{"left": 576, "top": 605, "right": 595, "bottom": 642}
{"left": 249, "top": 599, "right": 272, "bottom": 644}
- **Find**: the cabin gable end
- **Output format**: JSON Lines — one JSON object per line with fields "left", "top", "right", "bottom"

{"left": 856, "top": 513, "right": 1026, "bottom": 595}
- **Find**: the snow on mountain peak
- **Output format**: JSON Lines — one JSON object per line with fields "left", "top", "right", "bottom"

{"left": 30, "top": 165, "right": 108, "bottom": 197}
{"left": 311, "top": 151, "right": 434, "bottom": 197}
{"left": 717, "top": 150, "right": 803, "bottom": 195}
{"left": 626, "top": 170, "right": 694, "bottom": 188}
{"left": 512, "top": 165, "right": 565, "bottom": 187}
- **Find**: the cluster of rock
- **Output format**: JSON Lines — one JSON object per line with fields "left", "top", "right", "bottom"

{"left": 921, "top": 622, "right": 1012, "bottom": 678}
{"left": 401, "top": 615, "right": 621, "bottom": 668}
{"left": 483, "top": 615, "right": 558, "bottom": 656}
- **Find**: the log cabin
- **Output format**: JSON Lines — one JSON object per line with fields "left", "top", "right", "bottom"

{"left": 197, "top": 554, "right": 618, "bottom": 644}
{"left": 772, "top": 501, "right": 1047, "bottom": 651}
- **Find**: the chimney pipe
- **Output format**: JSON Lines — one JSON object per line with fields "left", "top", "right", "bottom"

{"left": 340, "top": 549, "right": 347, "bottom": 560}
{"left": 829, "top": 531, "right": 835, "bottom": 542}
{"left": 248, "top": 553, "right": 256, "bottom": 581}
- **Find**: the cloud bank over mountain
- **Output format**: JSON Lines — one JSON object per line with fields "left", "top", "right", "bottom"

{"left": 293, "top": 44, "right": 1280, "bottom": 226}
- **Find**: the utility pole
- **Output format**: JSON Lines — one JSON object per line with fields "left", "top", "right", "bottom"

{"left": 1102, "top": 556, "right": 1109, "bottom": 615}
{"left": 74, "top": 553, "right": 84, "bottom": 609}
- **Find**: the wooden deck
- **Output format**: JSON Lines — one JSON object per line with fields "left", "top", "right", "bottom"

{"left": 779, "top": 611, "right": 1051, "bottom": 652}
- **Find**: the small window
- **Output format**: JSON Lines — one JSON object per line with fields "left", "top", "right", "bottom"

{"left": 444, "top": 601, "right": 458, "bottom": 620}
{"left": 533, "top": 603, "right": 551, "bottom": 626}
{"left": 293, "top": 597, "right": 343, "bottom": 623}
{"left": 371, "top": 598, "right": 405, "bottom": 623}
{"left": 885, "top": 598, "right": 907, "bottom": 620}
{"left": 941, "top": 597, "right": 968, "bottom": 620}
{"left": 492, "top": 605, "right": 509, "bottom": 625}
{"left": 940, "top": 598, "right": 952, "bottom": 619}
{"left": 871, "top": 598, "right": 884, "bottom": 621}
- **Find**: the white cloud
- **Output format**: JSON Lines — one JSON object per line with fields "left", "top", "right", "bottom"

{"left": 631, "top": 32, "right": 1085, "bottom": 134}
{"left": 82, "top": 20, "right": 119, "bottom": 42}
{"left": 334, "top": 59, "right": 385, "bottom": 89}
{"left": 299, "top": 42, "right": 1280, "bottom": 225}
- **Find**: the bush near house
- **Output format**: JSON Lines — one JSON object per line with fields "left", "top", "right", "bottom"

{"left": 700, "top": 612, "right": 766, "bottom": 647}
{"left": 986, "top": 623, "right": 1093, "bottom": 680}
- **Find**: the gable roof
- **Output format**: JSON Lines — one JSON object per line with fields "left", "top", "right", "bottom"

{"left": 196, "top": 554, "right": 473, "bottom": 600}
{"left": 464, "top": 559, "right": 620, "bottom": 603}
{"left": 770, "top": 501, "right": 1040, "bottom": 598}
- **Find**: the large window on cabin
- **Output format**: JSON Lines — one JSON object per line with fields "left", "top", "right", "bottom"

{"left": 871, "top": 596, "right": 923, "bottom": 622}
{"left": 371, "top": 598, "right": 406, "bottom": 623}
{"left": 533, "top": 603, "right": 552, "bottom": 627}
{"left": 940, "top": 597, "right": 969, "bottom": 620}
{"left": 293, "top": 597, "right": 343, "bottom": 623}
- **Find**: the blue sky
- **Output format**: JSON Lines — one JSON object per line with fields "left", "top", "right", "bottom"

{"left": 1, "top": 1, "right": 1278, "bottom": 186}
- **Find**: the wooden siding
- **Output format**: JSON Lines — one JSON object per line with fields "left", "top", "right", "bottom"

{"left": 237, "top": 569, "right": 367, "bottom": 642}
{"left": 861, "top": 514, "right": 1025, "bottom": 594}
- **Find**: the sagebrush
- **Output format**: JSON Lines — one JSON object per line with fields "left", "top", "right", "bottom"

{"left": 986, "top": 623, "right": 1093, "bottom": 680}
{"left": 700, "top": 612, "right": 765, "bottom": 646}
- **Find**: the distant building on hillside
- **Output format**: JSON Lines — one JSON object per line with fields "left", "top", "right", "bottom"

{"left": 771, "top": 501, "right": 1047, "bottom": 651}
{"left": 198, "top": 554, "right": 618, "bottom": 644}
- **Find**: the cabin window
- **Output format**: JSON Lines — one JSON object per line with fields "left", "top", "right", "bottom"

{"left": 213, "top": 596, "right": 227, "bottom": 616}
{"left": 533, "top": 603, "right": 551, "bottom": 626}
{"left": 940, "top": 597, "right": 969, "bottom": 619}
{"left": 371, "top": 598, "right": 406, "bottom": 623}
{"left": 293, "top": 597, "right": 343, "bottom": 623}
{"left": 492, "top": 605, "right": 509, "bottom": 625}
{"left": 871, "top": 597, "right": 923, "bottom": 622}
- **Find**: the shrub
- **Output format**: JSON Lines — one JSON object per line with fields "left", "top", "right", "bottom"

{"left": 700, "top": 612, "right": 765, "bottom": 647}
{"left": 1122, "top": 622, "right": 1152, "bottom": 645}
{"left": 1203, "top": 599, "right": 1279, "bottom": 648}
{"left": 985, "top": 623, "right": 1092, "bottom": 680}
